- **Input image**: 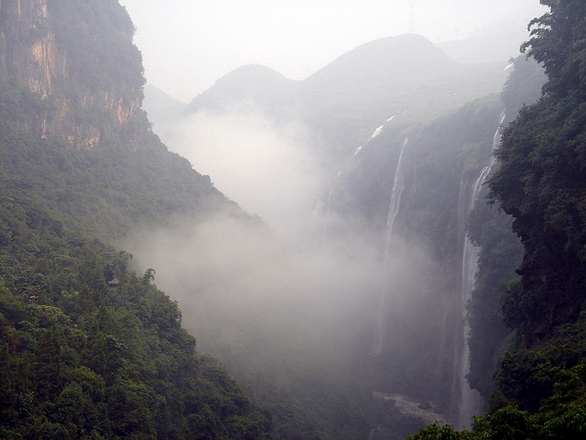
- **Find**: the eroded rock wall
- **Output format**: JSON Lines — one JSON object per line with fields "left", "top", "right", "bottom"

{"left": 0, "top": 0, "right": 143, "bottom": 148}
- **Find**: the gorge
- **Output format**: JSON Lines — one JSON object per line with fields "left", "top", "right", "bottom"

{"left": 2, "top": 1, "right": 586, "bottom": 439}
{"left": 138, "top": 37, "right": 544, "bottom": 436}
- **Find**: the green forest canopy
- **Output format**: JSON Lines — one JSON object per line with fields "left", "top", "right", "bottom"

{"left": 411, "top": 1, "right": 586, "bottom": 437}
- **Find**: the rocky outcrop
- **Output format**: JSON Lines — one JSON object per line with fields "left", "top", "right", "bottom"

{"left": 0, "top": 0, "right": 143, "bottom": 148}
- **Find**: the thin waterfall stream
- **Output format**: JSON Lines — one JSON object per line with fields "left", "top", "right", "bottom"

{"left": 374, "top": 137, "right": 409, "bottom": 356}
{"left": 456, "top": 167, "right": 489, "bottom": 427}
{"left": 457, "top": 113, "right": 506, "bottom": 427}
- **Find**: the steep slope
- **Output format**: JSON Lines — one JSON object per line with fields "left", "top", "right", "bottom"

{"left": 408, "top": 2, "right": 586, "bottom": 438}
{"left": 314, "top": 56, "right": 545, "bottom": 429}
{"left": 489, "top": 2, "right": 586, "bottom": 345}
{"left": 322, "top": 94, "right": 502, "bottom": 426}
{"left": 0, "top": 0, "right": 243, "bottom": 241}
{"left": 466, "top": 56, "right": 545, "bottom": 400}
{"left": 0, "top": 0, "right": 143, "bottom": 148}
{"left": 0, "top": 1, "right": 271, "bottom": 438}
{"left": 485, "top": 0, "right": 586, "bottom": 420}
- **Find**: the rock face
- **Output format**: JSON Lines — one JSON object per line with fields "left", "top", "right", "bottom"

{"left": 0, "top": 0, "right": 144, "bottom": 148}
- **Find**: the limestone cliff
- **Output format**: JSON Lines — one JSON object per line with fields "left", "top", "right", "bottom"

{"left": 0, "top": 0, "right": 144, "bottom": 148}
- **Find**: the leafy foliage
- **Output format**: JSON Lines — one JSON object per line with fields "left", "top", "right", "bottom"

{"left": 0, "top": 1, "right": 270, "bottom": 437}
{"left": 413, "top": 2, "right": 586, "bottom": 437}
{"left": 0, "top": 224, "right": 271, "bottom": 438}
{"left": 489, "top": 0, "right": 586, "bottom": 343}
{"left": 521, "top": 0, "right": 586, "bottom": 97}
{"left": 0, "top": 124, "right": 272, "bottom": 434}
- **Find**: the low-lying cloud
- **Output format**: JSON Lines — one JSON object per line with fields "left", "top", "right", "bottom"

{"left": 161, "top": 102, "right": 325, "bottom": 244}
{"left": 128, "top": 103, "right": 439, "bottom": 395}
{"left": 127, "top": 210, "right": 435, "bottom": 375}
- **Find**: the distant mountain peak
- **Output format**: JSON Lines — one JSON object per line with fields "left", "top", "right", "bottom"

{"left": 304, "top": 34, "right": 457, "bottom": 89}
{"left": 172, "top": 32, "right": 506, "bottom": 166}
{"left": 215, "top": 64, "right": 290, "bottom": 83}
{"left": 185, "top": 63, "right": 298, "bottom": 114}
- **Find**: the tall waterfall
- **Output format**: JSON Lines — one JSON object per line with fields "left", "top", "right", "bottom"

{"left": 374, "top": 138, "right": 408, "bottom": 355}
{"left": 456, "top": 168, "right": 489, "bottom": 427}
{"left": 457, "top": 113, "right": 505, "bottom": 427}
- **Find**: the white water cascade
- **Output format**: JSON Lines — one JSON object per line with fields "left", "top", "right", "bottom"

{"left": 457, "top": 113, "right": 505, "bottom": 427}
{"left": 456, "top": 167, "right": 489, "bottom": 428}
{"left": 374, "top": 138, "right": 409, "bottom": 355}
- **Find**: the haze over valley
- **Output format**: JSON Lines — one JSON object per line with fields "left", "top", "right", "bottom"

{"left": 131, "top": 4, "right": 544, "bottom": 435}
{"left": 1, "top": 1, "right": 585, "bottom": 439}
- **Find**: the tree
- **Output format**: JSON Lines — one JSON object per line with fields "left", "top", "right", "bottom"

{"left": 488, "top": 0, "right": 586, "bottom": 343}
{"left": 521, "top": 1, "right": 586, "bottom": 96}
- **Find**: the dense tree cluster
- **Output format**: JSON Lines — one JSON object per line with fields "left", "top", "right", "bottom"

{"left": 0, "top": 93, "right": 271, "bottom": 440}
{"left": 0, "top": 0, "right": 271, "bottom": 437}
{"left": 411, "top": 1, "right": 586, "bottom": 437}
{"left": 0, "top": 243, "right": 270, "bottom": 438}
{"left": 490, "top": 0, "right": 586, "bottom": 343}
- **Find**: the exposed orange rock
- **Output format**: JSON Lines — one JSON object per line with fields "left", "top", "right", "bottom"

{"left": 0, "top": 0, "right": 142, "bottom": 148}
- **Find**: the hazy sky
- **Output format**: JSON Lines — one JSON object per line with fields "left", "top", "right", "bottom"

{"left": 118, "top": 0, "right": 546, "bottom": 102}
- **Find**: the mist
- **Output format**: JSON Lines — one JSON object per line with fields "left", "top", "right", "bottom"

{"left": 127, "top": 209, "right": 436, "bottom": 379}
{"left": 126, "top": 103, "right": 439, "bottom": 391}
{"left": 158, "top": 102, "right": 324, "bottom": 244}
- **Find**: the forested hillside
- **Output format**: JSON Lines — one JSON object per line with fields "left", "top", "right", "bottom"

{"left": 136, "top": 5, "right": 568, "bottom": 437}
{"left": 410, "top": 1, "right": 586, "bottom": 438}
{"left": 3, "top": 0, "right": 586, "bottom": 439}
{"left": 0, "top": 1, "right": 270, "bottom": 438}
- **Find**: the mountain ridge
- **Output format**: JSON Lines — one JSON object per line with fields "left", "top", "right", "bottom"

{"left": 172, "top": 34, "right": 508, "bottom": 166}
{"left": 185, "top": 64, "right": 298, "bottom": 115}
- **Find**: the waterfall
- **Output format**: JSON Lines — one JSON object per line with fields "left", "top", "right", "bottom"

{"left": 384, "top": 138, "right": 408, "bottom": 257}
{"left": 457, "top": 113, "right": 505, "bottom": 427}
{"left": 374, "top": 138, "right": 408, "bottom": 355}
{"left": 456, "top": 167, "right": 489, "bottom": 428}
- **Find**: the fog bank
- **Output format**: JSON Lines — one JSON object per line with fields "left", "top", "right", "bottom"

{"left": 157, "top": 103, "right": 326, "bottom": 245}
{"left": 126, "top": 202, "right": 437, "bottom": 380}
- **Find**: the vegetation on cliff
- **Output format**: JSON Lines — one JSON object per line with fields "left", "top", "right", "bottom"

{"left": 4, "top": 0, "right": 586, "bottom": 438}
{"left": 0, "top": 1, "right": 270, "bottom": 438}
{"left": 410, "top": 1, "right": 586, "bottom": 437}
{"left": 490, "top": 0, "right": 586, "bottom": 345}
{"left": 0, "top": 111, "right": 270, "bottom": 440}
